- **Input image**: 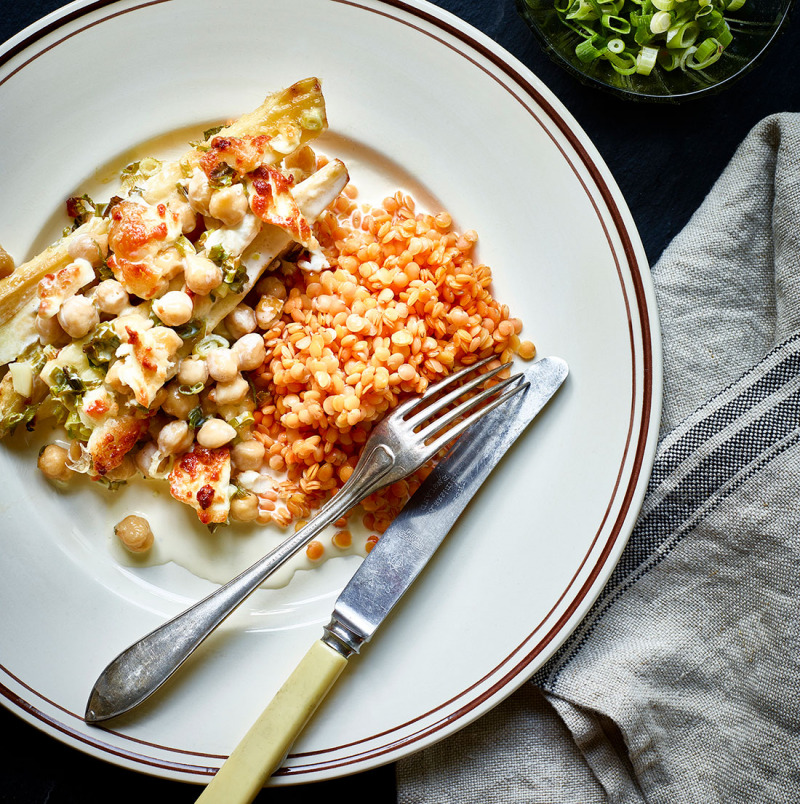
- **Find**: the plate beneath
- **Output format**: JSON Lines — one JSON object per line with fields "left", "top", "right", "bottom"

{"left": 0, "top": 0, "right": 661, "bottom": 786}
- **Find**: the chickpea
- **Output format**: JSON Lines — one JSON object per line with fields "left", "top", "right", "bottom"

{"left": 161, "top": 381, "right": 199, "bottom": 419}
{"left": 184, "top": 252, "right": 222, "bottom": 295}
{"left": 255, "top": 294, "right": 284, "bottom": 329}
{"left": 114, "top": 514, "right": 154, "bottom": 553}
{"left": 214, "top": 375, "right": 249, "bottom": 406}
{"left": 187, "top": 167, "right": 212, "bottom": 215}
{"left": 171, "top": 195, "right": 198, "bottom": 234}
{"left": 199, "top": 384, "right": 218, "bottom": 417}
{"left": 254, "top": 274, "right": 287, "bottom": 300}
{"left": 232, "top": 439, "right": 266, "bottom": 471}
{"left": 208, "top": 184, "right": 248, "bottom": 226}
{"left": 105, "top": 454, "right": 137, "bottom": 482}
{"left": 57, "top": 294, "right": 99, "bottom": 339}
{"left": 157, "top": 420, "right": 194, "bottom": 455}
{"left": 225, "top": 304, "right": 257, "bottom": 340}
{"left": 94, "top": 279, "right": 129, "bottom": 315}
{"left": 37, "top": 444, "right": 72, "bottom": 482}
{"left": 153, "top": 290, "right": 193, "bottom": 326}
{"left": 206, "top": 347, "right": 239, "bottom": 383}
{"left": 177, "top": 356, "right": 209, "bottom": 388}
{"left": 230, "top": 492, "right": 259, "bottom": 522}
{"left": 196, "top": 417, "right": 237, "bottom": 448}
{"left": 67, "top": 233, "right": 108, "bottom": 266}
{"left": 134, "top": 442, "right": 159, "bottom": 476}
{"left": 35, "top": 313, "right": 68, "bottom": 346}
{"left": 150, "top": 386, "right": 168, "bottom": 411}
{"left": 0, "top": 243, "right": 14, "bottom": 278}
{"left": 146, "top": 412, "right": 164, "bottom": 441}
{"left": 233, "top": 332, "right": 266, "bottom": 372}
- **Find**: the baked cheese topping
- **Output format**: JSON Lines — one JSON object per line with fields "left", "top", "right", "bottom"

{"left": 0, "top": 79, "right": 349, "bottom": 528}
{"left": 38, "top": 258, "right": 96, "bottom": 318}
{"left": 169, "top": 446, "right": 232, "bottom": 526}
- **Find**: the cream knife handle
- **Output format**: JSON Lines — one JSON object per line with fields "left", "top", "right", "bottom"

{"left": 196, "top": 640, "right": 348, "bottom": 804}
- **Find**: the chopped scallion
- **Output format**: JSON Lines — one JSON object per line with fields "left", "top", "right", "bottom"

{"left": 650, "top": 11, "right": 672, "bottom": 34}
{"left": 607, "top": 36, "right": 626, "bottom": 52}
{"left": 635, "top": 44, "right": 660, "bottom": 73}
{"left": 666, "top": 20, "right": 700, "bottom": 48}
{"left": 603, "top": 14, "right": 632, "bottom": 33}
{"left": 194, "top": 334, "right": 229, "bottom": 355}
{"left": 179, "top": 382, "right": 206, "bottom": 396}
{"left": 544, "top": 0, "right": 746, "bottom": 79}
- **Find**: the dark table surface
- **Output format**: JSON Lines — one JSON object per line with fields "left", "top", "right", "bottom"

{"left": 1, "top": 1, "right": 798, "bottom": 801}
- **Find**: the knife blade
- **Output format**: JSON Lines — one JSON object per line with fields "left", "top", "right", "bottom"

{"left": 195, "top": 356, "right": 567, "bottom": 804}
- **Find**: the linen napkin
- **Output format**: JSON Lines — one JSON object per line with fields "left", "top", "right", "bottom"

{"left": 396, "top": 113, "right": 800, "bottom": 804}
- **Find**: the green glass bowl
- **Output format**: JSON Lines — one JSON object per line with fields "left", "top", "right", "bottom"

{"left": 516, "top": 0, "right": 794, "bottom": 102}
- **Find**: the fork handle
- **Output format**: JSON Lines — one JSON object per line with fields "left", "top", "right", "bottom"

{"left": 85, "top": 444, "right": 395, "bottom": 723}
{"left": 196, "top": 640, "right": 348, "bottom": 804}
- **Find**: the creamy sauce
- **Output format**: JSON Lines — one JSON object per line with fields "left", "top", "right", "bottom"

{"left": 24, "top": 420, "right": 371, "bottom": 589}
{"left": 107, "top": 481, "right": 373, "bottom": 590}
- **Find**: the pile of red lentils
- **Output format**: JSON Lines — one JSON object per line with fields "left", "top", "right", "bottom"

{"left": 249, "top": 172, "right": 535, "bottom": 556}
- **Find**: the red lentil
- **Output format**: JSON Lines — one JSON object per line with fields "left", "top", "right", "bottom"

{"left": 249, "top": 184, "right": 532, "bottom": 538}
{"left": 306, "top": 540, "right": 324, "bottom": 561}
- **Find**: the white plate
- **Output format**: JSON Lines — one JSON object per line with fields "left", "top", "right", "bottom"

{"left": 0, "top": 0, "right": 662, "bottom": 786}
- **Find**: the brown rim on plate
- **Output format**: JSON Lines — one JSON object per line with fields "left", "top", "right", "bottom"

{"left": 0, "top": 0, "right": 658, "bottom": 781}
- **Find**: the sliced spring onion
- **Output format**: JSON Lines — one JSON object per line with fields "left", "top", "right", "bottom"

{"left": 696, "top": 5, "right": 718, "bottom": 22}
{"left": 693, "top": 35, "right": 721, "bottom": 60}
{"left": 635, "top": 44, "right": 660, "bottom": 73}
{"left": 187, "top": 406, "right": 207, "bottom": 429}
{"left": 576, "top": 35, "right": 606, "bottom": 61}
{"left": 547, "top": 0, "right": 747, "bottom": 79}
{"left": 178, "top": 381, "right": 206, "bottom": 396}
{"left": 634, "top": 17, "right": 655, "bottom": 45}
{"left": 602, "top": 14, "right": 632, "bottom": 32}
{"left": 194, "top": 334, "right": 229, "bottom": 355}
{"left": 687, "top": 37, "right": 724, "bottom": 67}
{"left": 650, "top": 11, "right": 672, "bottom": 34}
{"left": 678, "top": 43, "right": 699, "bottom": 68}
{"left": 607, "top": 50, "right": 638, "bottom": 73}
{"left": 607, "top": 36, "right": 627, "bottom": 52}
{"left": 658, "top": 48, "right": 681, "bottom": 69}
{"left": 566, "top": 0, "right": 599, "bottom": 21}
{"left": 666, "top": 20, "right": 700, "bottom": 48}
{"left": 228, "top": 411, "right": 255, "bottom": 430}
{"left": 715, "top": 24, "right": 733, "bottom": 47}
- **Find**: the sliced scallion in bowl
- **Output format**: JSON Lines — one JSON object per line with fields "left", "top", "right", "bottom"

{"left": 554, "top": 0, "right": 747, "bottom": 76}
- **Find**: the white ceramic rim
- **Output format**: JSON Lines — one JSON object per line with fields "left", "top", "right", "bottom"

{"left": 0, "top": 0, "right": 663, "bottom": 785}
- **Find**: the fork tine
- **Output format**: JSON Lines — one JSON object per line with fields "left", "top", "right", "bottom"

{"left": 423, "top": 377, "right": 529, "bottom": 457}
{"left": 404, "top": 359, "right": 512, "bottom": 430}
{"left": 396, "top": 355, "right": 496, "bottom": 419}
{"left": 419, "top": 370, "right": 525, "bottom": 442}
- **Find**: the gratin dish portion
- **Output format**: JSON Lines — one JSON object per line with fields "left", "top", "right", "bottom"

{"left": 0, "top": 79, "right": 533, "bottom": 559}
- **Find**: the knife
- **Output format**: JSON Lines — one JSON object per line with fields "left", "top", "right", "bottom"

{"left": 195, "top": 356, "right": 567, "bottom": 803}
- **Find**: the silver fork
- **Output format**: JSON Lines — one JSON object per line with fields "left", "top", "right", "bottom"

{"left": 85, "top": 356, "right": 528, "bottom": 723}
